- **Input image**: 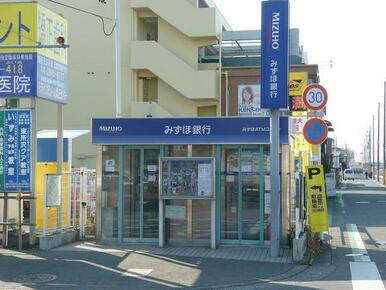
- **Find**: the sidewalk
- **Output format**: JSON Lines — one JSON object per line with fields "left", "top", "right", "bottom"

{"left": 0, "top": 242, "right": 306, "bottom": 290}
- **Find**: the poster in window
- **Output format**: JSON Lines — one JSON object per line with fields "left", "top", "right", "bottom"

{"left": 160, "top": 158, "right": 214, "bottom": 199}
{"left": 238, "top": 84, "right": 268, "bottom": 116}
{"left": 197, "top": 163, "right": 212, "bottom": 196}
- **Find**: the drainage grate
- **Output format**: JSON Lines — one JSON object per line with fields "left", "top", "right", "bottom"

{"left": 13, "top": 273, "right": 57, "bottom": 284}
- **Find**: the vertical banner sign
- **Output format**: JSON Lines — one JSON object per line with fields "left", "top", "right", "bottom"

{"left": 306, "top": 165, "right": 328, "bottom": 232}
{"left": 261, "top": 0, "right": 289, "bottom": 109}
{"left": 0, "top": 110, "right": 31, "bottom": 192}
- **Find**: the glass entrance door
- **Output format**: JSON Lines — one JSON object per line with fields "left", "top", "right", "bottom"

{"left": 220, "top": 146, "right": 264, "bottom": 244}
{"left": 123, "top": 147, "right": 160, "bottom": 242}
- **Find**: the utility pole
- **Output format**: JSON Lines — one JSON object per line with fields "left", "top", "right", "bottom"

{"left": 115, "top": 0, "right": 122, "bottom": 118}
{"left": 378, "top": 102, "right": 380, "bottom": 182}
{"left": 369, "top": 126, "right": 372, "bottom": 174}
{"left": 384, "top": 81, "right": 386, "bottom": 184}
{"left": 373, "top": 114, "right": 375, "bottom": 179}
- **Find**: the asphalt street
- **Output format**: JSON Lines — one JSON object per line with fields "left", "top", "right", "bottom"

{"left": 1, "top": 179, "right": 386, "bottom": 289}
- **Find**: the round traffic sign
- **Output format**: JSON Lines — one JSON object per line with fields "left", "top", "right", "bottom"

{"left": 302, "top": 84, "right": 328, "bottom": 111}
{"left": 303, "top": 118, "right": 328, "bottom": 145}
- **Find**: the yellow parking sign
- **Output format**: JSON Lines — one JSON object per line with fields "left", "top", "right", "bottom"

{"left": 306, "top": 165, "right": 329, "bottom": 232}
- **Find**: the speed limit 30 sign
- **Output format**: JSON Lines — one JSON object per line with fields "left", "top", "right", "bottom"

{"left": 302, "top": 84, "right": 328, "bottom": 111}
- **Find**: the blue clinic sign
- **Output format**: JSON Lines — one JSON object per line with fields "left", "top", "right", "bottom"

{"left": 92, "top": 117, "right": 289, "bottom": 145}
{"left": 261, "top": 0, "right": 289, "bottom": 109}
{"left": 0, "top": 53, "right": 37, "bottom": 97}
{"left": 0, "top": 53, "right": 68, "bottom": 103}
{"left": 0, "top": 110, "right": 31, "bottom": 192}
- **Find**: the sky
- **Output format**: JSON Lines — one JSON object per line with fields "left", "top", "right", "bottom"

{"left": 213, "top": 0, "right": 386, "bottom": 161}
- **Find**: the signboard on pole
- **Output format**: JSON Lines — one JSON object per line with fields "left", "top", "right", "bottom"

{"left": 306, "top": 165, "right": 329, "bottom": 232}
{"left": 261, "top": 0, "right": 289, "bottom": 109}
{"left": 302, "top": 84, "right": 328, "bottom": 111}
{"left": 303, "top": 118, "right": 328, "bottom": 145}
{"left": 0, "top": 110, "right": 32, "bottom": 192}
{"left": 0, "top": 3, "right": 68, "bottom": 103}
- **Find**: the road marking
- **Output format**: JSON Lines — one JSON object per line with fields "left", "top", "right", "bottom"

{"left": 346, "top": 224, "right": 369, "bottom": 261}
{"left": 350, "top": 262, "right": 385, "bottom": 290}
{"left": 347, "top": 224, "right": 386, "bottom": 290}
{"left": 355, "top": 201, "right": 369, "bottom": 204}
{"left": 61, "top": 259, "right": 176, "bottom": 287}
{"left": 122, "top": 268, "right": 153, "bottom": 277}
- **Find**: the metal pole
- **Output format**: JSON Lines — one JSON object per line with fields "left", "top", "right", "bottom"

{"left": 270, "top": 109, "right": 280, "bottom": 257}
{"left": 378, "top": 102, "right": 380, "bottom": 182}
{"left": 218, "top": 32, "right": 222, "bottom": 116}
{"left": 57, "top": 104, "right": 63, "bottom": 173}
{"left": 115, "top": 0, "right": 122, "bottom": 118}
{"left": 29, "top": 98, "right": 36, "bottom": 245}
{"left": 57, "top": 104, "right": 63, "bottom": 231}
{"left": 18, "top": 191, "right": 22, "bottom": 250}
{"left": 384, "top": 82, "right": 386, "bottom": 184}
{"left": 373, "top": 114, "right": 375, "bottom": 179}
{"left": 2, "top": 193, "right": 8, "bottom": 247}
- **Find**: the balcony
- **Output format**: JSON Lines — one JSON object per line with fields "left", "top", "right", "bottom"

{"left": 131, "top": 41, "right": 218, "bottom": 100}
{"left": 131, "top": 0, "right": 222, "bottom": 39}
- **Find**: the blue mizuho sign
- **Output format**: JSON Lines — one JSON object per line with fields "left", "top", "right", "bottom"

{"left": 92, "top": 117, "right": 289, "bottom": 145}
{"left": 261, "top": 0, "right": 289, "bottom": 109}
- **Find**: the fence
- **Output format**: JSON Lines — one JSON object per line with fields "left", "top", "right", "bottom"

{"left": 38, "top": 168, "right": 96, "bottom": 238}
{"left": 71, "top": 168, "right": 96, "bottom": 239}
{"left": 37, "top": 172, "right": 73, "bottom": 236}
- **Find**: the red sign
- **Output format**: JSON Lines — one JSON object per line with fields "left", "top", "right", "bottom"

{"left": 302, "top": 84, "right": 328, "bottom": 111}
{"left": 303, "top": 118, "right": 328, "bottom": 145}
{"left": 290, "top": 95, "right": 307, "bottom": 111}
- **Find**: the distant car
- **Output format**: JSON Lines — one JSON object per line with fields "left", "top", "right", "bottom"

{"left": 344, "top": 169, "right": 355, "bottom": 180}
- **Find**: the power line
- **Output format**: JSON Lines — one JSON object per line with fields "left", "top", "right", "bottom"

{"left": 45, "top": 0, "right": 116, "bottom": 36}
{"left": 0, "top": 21, "right": 39, "bottom": 45}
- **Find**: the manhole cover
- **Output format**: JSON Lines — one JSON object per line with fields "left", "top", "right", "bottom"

{"left": 13, "top": 273, "right": 57, "bottom": 284}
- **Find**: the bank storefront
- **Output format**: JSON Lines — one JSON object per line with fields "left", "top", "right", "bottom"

{"left": 92, "top": 117, "right": 289, "bottom": 248}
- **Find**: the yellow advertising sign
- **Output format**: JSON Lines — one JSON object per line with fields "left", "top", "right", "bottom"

{"left": 289, "top": 72, "right": 308, "bottom": 96}
{"left": 294, "top": 135, "right": 309, "bottom": 153}
{"left": 310, "top": 145, "right": 320, "bottom": 161}
{"left": 0, "top": 3, "right": 37, "bottom": 53}
{"left": 37, "top": 5, "right": 68, "bottom": 64}
{"left": 0, "top": 3, "right": 67, "bottom": 64}
{"left": 306, "top": 165, "right": 329, "bottom": 232}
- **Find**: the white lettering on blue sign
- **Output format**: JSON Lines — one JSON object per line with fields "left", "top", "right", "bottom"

{"left": 164, "top": 125, "right": 212, "bottom": 135}
{"left": 271, "top": 12, "right": 280, "bottom": 49}
{"left": 242, "top": 126, "right": 270, "bottom": 132}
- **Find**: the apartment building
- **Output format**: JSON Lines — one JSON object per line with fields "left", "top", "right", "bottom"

{"left": 0, "top": 0, "right": 230, "bottom": 168}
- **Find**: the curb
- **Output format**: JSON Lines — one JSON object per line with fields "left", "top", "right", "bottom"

{"left": 187, "top": 264, "right": 309, "bottom": 290}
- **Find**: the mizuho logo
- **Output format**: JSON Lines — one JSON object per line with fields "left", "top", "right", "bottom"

{"left": 271, "top": 12, "right": 280, "bottom": 49}
{"left": 99, "top": 126, "right": 123, "bottom": 133}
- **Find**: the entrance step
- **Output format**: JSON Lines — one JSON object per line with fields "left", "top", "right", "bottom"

{"left": 54, "top": 242, "right": 293, "bottom": 264}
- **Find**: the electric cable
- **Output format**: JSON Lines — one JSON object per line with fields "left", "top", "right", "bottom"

{"left": 45, "top": 0, "right": 116, "bottom": 36}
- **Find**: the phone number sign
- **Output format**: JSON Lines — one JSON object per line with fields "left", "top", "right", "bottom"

{"left": 0, "top": 53, "right": 37, "bottom": 97}
{"left": 0, "top": 53, "right": 68, "bottom": 103}
{"left": 0, "top": 110, "right": 31, "bottom": 192}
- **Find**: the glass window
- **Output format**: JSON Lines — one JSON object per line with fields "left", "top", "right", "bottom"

{"left": 166, "top": 145, "right": 188, "bottom": 157}
{"left": 143, "top": 149, "right": 160, "bottom": 238}
{"left": 192, "top": 145, "right": 214, "bottom": 157}
{"left": 101, "top": 146, "right": 119, "bottom": 239}
{"left": 123, "top": 149, "right": 141, "bottom": 239}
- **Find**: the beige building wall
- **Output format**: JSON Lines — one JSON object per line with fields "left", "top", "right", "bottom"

{"left": 0, "top": 0, "right": 227, "bottom": 168}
